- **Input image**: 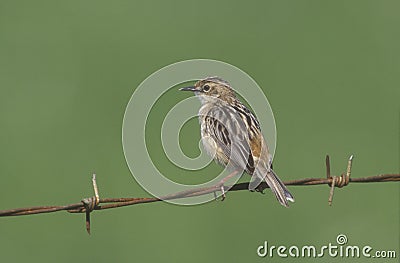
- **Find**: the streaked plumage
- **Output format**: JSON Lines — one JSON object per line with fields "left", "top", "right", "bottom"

{"left": 180, "top": 77, "right": 294, "bottom": 207}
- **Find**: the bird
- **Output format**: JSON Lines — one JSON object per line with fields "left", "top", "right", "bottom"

{"left": 180, "top": 77, "right": 294, "bottom": 207}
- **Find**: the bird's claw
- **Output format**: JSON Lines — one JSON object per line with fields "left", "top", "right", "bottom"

{"left": 220, "top": 185, "right": 226, "bottom": 201}
{"left": 213, "top": 184, "right": 226, "bottom": 201}
{"left": 253, "top": 184, "right": 266, "bottom": 194}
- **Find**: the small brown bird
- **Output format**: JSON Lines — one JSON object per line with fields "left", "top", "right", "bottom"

{"left": 180, "top": 77, "right": 294, "bottom": 207}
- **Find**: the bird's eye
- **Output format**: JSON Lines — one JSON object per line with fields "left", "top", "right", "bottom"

{"left": 203, "top": 85, "right": 210, "bottom": 92}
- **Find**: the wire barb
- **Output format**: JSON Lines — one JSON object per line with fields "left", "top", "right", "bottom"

{"left": 326, "top": 155, "right": 331, "bottom": 179}
{"left": 80, "top": 174, "right": 100, "bottom": 234}
{"left": 327, "top": 155, "right": 353, "bottom": 206}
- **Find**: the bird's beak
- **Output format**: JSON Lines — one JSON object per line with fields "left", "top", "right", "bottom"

{"left": 179, "top": 86, "right": 197, "bottom": 92}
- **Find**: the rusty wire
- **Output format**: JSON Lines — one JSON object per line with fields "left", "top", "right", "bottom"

{"left": 0, "top": 155, "right": 399, "bottom": 234}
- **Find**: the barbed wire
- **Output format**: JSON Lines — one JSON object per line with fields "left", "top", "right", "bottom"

{"left": 0, "top": 155, "right": 399, "bottom": 234}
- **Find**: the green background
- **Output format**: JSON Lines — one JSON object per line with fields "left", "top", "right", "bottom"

{"left": 0, "top": 0, "right": 399, "bottom": 262}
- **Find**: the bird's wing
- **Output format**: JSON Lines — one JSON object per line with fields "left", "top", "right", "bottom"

{"left": 204, "top": 106, "right": 252, "bottom": 172}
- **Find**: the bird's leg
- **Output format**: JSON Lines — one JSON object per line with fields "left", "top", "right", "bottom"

{"left": 216, "top": 170, "right": 239, "bottom": 201}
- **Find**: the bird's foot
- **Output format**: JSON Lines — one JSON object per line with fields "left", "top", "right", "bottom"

{"left": 249, "top": 183, "right": 266, "bottom": 194}
{"left": 213, "top": 183, "right": 226, "bottom": 201}
{"left": 220, "top": 185, "right": 226, "bottom": 201}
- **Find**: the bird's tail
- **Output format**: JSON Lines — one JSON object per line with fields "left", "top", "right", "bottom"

{"left": 249, "top": 167, "right": 294, "bottom": 207}
{"left": 264, "top": 169, "right": 294, "bottom": 207}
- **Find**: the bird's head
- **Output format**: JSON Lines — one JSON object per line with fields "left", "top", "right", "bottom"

{"left": 180, "top": 77, "right": 236, "bottom": 104}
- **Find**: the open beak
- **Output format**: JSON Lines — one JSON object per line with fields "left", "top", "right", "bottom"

{"left": 179, "top": 86, "right": 197, "bottom": 92}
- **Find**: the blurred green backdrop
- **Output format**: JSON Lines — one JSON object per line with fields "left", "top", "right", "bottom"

{"left": 0, "top": 0, "right": 399, "bottom": 262}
